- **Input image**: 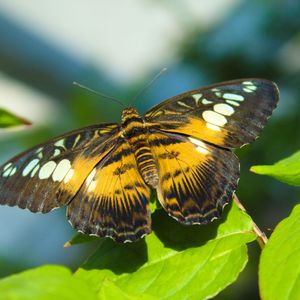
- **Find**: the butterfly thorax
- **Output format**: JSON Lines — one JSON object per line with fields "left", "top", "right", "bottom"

{"left": 121, "top": 107, "right": 159, "bottom": 188}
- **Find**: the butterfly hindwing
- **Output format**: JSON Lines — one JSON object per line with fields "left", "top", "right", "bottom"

{"left": 67, "top": 138, "right": 151, "bottom": 243}
{"left": 145, "top": 79, "right": 279, "bottom": 148}
{"left": 149, "top": 132, "right": 239, "bottom": 224}
{"left": 0, "top": 123, "right": 119, "bottom": 213}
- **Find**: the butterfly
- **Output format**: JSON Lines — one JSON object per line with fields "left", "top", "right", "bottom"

{"left": 0, "top": 79, "right": 279, "bottom": 243}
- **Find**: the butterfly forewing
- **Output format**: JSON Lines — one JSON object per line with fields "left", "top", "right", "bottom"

{"left": 0, "top": 124, "right": 119, "bottom": 213}
{"left": 145, "top": 79, "right": 279, "bottom": 148}
{"left": 67, "top": 138, "right": 151, "bottom": 243}
{"left": 148, "top": 132, "right": 239, "bottom": 224}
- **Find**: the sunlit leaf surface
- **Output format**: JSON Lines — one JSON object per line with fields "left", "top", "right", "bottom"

{"left": 75, "top": 201, "right": 256, "bottom": 299}
{"left": 0, "top": 265, "right": 97, "bottom": 300}
{"left": 250, "top": 150, "right": 300, "bottom": 186}
{"left": 259, "top": 204, "right": 300, "bottom": 300}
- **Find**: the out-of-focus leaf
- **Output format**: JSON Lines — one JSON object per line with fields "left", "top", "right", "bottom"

{"left": 0, "top": 109, "right": 31, "bottom": 128}
{"left": 0, "top": 265, "right": 97, "bottom": 300}
{"left": 250, "top": 150, "right": 300, "bottom": 186}
{"left": 75, "top": 202, "right": 256, "bottom": 300}
{"left": 259, "top": 204, "right": 300, "bottom": 300}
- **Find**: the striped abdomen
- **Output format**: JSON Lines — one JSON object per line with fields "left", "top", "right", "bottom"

{"left": 121, "top": 107, "right": 159, "bottom": 188}
{"left": 133, "top": 139, "right": 159, "bottom": 188}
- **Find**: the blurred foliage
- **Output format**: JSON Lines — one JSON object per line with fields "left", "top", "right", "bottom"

{"left": 0, "top": 109, "right": 30, "bottom": 128}
{"left": 0, "top": 0, "right": 300, "bottom": 299}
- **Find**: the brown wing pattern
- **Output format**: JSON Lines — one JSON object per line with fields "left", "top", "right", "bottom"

{"left": 0, "top": 124, "right": 119, "bottom": 213}
{"left": 149, "top": 132, "right": 239, "bottom": 224}
{"left": 67, "top": 138, "right": 151, "bottom": 243}
{"left": 145, "top": 79, "right": 279, "bottom": 148}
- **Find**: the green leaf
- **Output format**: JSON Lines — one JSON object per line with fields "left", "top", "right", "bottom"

{"left": 259, "top": 204, "right": 300, "bottom": 300}
{"left": 0, "top": 265, "right": 97, "bottom": 300}
{"left": 64, "top": 232, "right": 100, "bottom": 248}
{"left": 75, "top": 201, "right": 256, "bottom": 300}
{"left": 0, "top": 109, "right": 31, "bottom": 128}
{"left": 250, "top": 150, "right": 300, "bottom": 186}
{"left": 98, "top": 280, "right": 156, "bottom": 300}
{"left": 149, "top": 190, "right": 161, "bottom": 213}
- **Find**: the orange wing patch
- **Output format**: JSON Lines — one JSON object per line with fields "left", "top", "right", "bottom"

{"left": 152, "top": 116, "right": 228, "bottom": 147}
{"left": 67, "top": 139, "right": 151, "bottom": 243}
{"left": 149, "top": 133, "right": 239, "bottom": 224}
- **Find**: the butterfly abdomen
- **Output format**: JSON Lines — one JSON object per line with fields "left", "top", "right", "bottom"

{"left": 121, "top": 107, "right": 159, "bottom": 188}
{"left": 133, "top": 140, "right": 159, "bottom": 188}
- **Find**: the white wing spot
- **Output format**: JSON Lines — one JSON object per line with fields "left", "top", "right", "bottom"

{"left": 188, "top": 137, "right": 209, "bottom": 155}
{"left": 223, "top": 93, "right": 244, "bottom": 101}
{"left": 189, "top": 137, "right": 204, "bottom": 146}
{"left": 86, "top": 168, "right": 96, "bottom": 186}
{"left": 177, "top": 101, "right": 193, "bottom": 109}
{"left": 211, "top": 88, "right": 221, "bottom": 97}
{"left": 3, "top": 166, "right": 17, "bottom": 177}
{"left": 202, "top": 99, "right": 213, "bottom": 105}
{"left": 64, "top": 169, "right": 74, "bottom": 184}
{"left": 196, "top": 146, "right": 209, "bottom": 155}
{"left": 31, "top": 165, "right": 40, "bottom": 177}
{"left": 206, "top": 123, "right": 221, "bottom": 131}
{"left": 39, "top": 161, "right": 57, "bottom": 179}
{"left": 213, "top": 103, "right": 235, "bottom": 116}
{"left": 35, "top": 147, "right": 43, "bottom": 153}
{"left": 86, "top": 168, "right": 97, "bottom": 192}
{"left": 226, "top": 100, "right": 240, "bottom": 107}
{"left": 72, "top": 135, "right": 81, "bottom": 149}
{"left": 52, "top": 159, "right": 71, "bottom": 182}
{"left": 192, "top": 93, "right": 202, "bottom": 104}
{"left": 22, "top": 159, "right": 39, "bottom": 176}
{"left": 202, "top": 110, "right": 227, "bottom": 127}
{"left": 88, "top": 180, "right": 97, "bottom": 192}
{"left": 54, "top": 139, "right": 65, "bottom": 148}
{"left": 3, "top": 163, "right": 12, "bottom": 171}
{"left": 9, "top": 167, "right": 17, "bottom": 176}
{"left": 53, "top": 149, "right": 61, "bottom": 157}
{"left": 243, "top": 81, "right": 257, "bottom": 93}
{"left": 2, "top": 168, "right": 12, "bottom": 177}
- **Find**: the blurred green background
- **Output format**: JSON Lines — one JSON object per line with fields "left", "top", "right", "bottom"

{"left": 0, "top": 1, "right": 299, "bottom": 299}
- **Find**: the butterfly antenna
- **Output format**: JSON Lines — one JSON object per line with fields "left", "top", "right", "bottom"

{"left": 131, "top": 67, "right": 167, "bottom": 105}
{"left": 73, "top": 81, "right": 125, "bottom": 108}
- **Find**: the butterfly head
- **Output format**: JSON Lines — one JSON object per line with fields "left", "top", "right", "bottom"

{"left": 121, "top": 107, "right": 140, "bottom": 124}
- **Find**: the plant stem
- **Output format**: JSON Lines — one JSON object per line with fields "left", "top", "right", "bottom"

{"left": 233, "top": 194, "right": 268, "bottom": 249}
